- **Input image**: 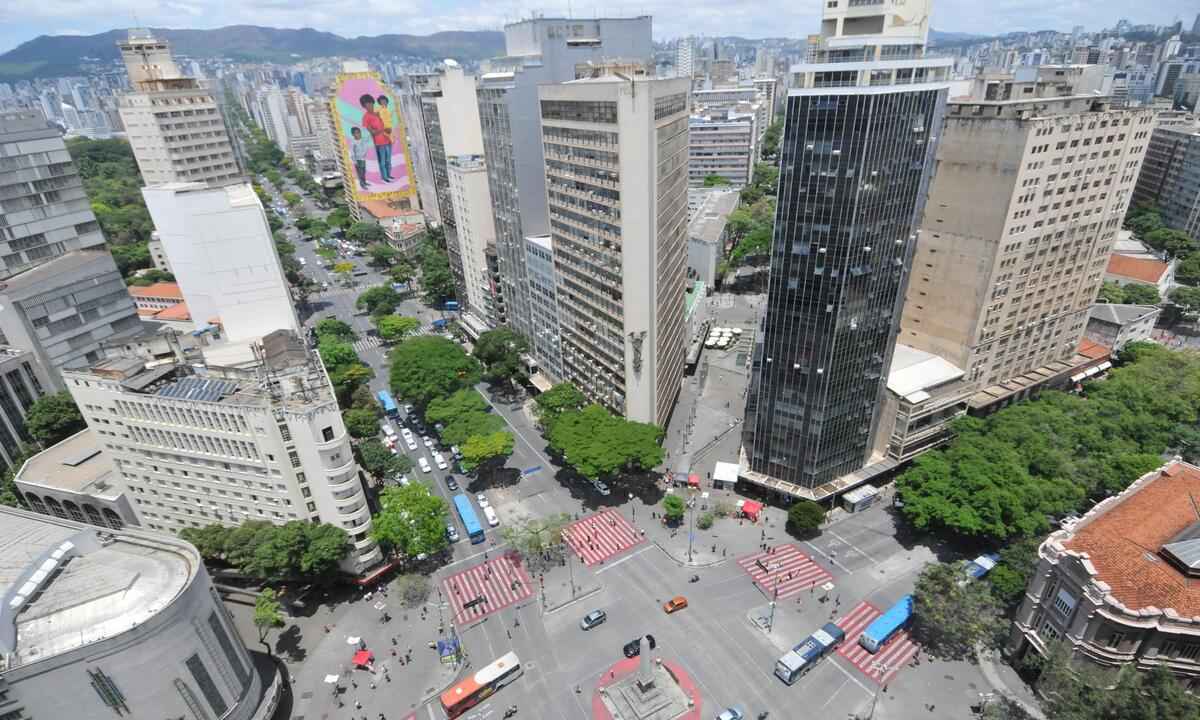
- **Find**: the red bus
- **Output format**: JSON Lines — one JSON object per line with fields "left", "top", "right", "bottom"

{"left": 440, "top": 651, "right": 522, "bottom": 718}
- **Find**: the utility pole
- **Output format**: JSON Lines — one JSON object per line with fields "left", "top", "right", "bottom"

{"left": 864, "top": 661, "right": 890, "bottom": 719}
{"left": 687, "top": 486, "right": 696, "bottom": 563}
{"left": 767, "top": 575, "right": 780, "bottom": 631}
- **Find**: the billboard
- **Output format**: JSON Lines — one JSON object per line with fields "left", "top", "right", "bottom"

{"left": 331, "top": 72, "right": 416, "bottom": 203}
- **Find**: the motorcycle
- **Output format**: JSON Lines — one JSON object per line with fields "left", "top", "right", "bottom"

{"left": 503, "top": 706, "right": 519, "bottom": 718}
{"left": 688, "top": 574, "right": 700, "bottom": 583}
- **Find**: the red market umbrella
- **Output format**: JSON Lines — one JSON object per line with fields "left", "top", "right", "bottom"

{"left": 742, "top": 500, "right": 763, "bottom": 521}
{"left": 687, "top": 474, "right": 700, "bottom": 488}
{"left": 352, "top": 650, "right": 373, "bottom": 667}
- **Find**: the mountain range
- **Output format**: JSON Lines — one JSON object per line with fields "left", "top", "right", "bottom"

{"left": 0, "top": 26, "right": 507, "bottom": 81}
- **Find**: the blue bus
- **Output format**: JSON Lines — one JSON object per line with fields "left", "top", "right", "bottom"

{"left": 859, "top": 595, "right": 914, "bottom": 653}
{"left": 376, "top": 390, "right": 399, "bottom": 419}
{"left": 452, "top": 494, "right": 485, "bottom": 544}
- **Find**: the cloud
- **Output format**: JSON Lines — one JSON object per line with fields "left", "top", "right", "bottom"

{"left": 2, "top": 0, "right": 1197, "bottom": 55}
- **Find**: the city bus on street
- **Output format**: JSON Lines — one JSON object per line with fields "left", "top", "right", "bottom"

{"left": 452, "top": 493, "right": 485, "bottom": 544}
{"left": 375, "top": 390, "right": 399, "bottom": 419}
{"left": 440, "top": 651, "right": 522, "bottom": 718}
{"left": 859, "top": 595, "right": 914, "bottom": 653}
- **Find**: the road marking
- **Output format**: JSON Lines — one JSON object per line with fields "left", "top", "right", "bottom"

{"left": 475, "top": 388, "right": 552, "bottom": 466}
{"left": 594, "top": 544, "right": 651, "bottom": 573}
{"left": 804, "top": 540, "right": 854, "bottom": 574}
{"left": 829, "top": 654, "right": 876, "bottom": 695}
{"left": 819, "top": 677, "right": 850, "bottom": 710}
{"left": 827, "top": 530, "right": 878, "bottom": 564}
{"left": 443, "top": 543, "right": 510, "bottom": 569}
{"left": 710, "top": 615, "right": 781, "bottom": 710}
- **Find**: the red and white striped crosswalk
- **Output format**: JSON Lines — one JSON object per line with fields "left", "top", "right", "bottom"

{"left": 441, "top": 551, "right": 533, "bottom": 625}
{"left": 835, "top": 601, "right": 919, "bottom": 685}
{"left": 736, "top": 544, "right": 832, "bottom": 600}
{"left": 562, "top": 508, "right": 645, "bottom": 566}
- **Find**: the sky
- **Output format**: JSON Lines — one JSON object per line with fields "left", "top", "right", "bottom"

{"left": 1, "top": 0, "right": 1196, "bottom": 56}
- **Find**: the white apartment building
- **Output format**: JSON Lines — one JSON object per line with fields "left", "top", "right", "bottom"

{"left": 142, "top": 182, "right": 300, "bottom": 342}
{"left": 62, "top": 332, "right": 382, "bottom": 575}
{"left": 116, "top": 30, "right": 240, "bottom": 187}
{"left": 539, "top": 74, "right": 690, "bottom": 426}
{"left": 448, "top": 155, "right": 500, "bottom": 329}
{"left": 688, "top": 108, "right": 757, "bottom": 186}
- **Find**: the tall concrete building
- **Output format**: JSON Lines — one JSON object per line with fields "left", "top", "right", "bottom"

{"left": 0, "top": 505, "right": 276, "bottom": 720}
{"left": 116, "top": 29, "right": 240, "bottom": 187}
{"left": 477, "top": 16, "right": 653, "bottom": 379}
{"left": 0, "top": 346, "right": 51, "bottom": 472}
{"left": 742, "top": 0, "right": 951, "bottom": 495}
{"left": 142, "top": 182, "right": 301, "bottom": 342}
{"left": 62, "top": 331, "right": 382, "bottom": 575}
{"left": 395, "top": 73, "right": 443, "bottom": 224}
{"left": 899, "top": 66, "right": 1154, "bottom": 390}
{"left": 688, "top": 106, "right": 757, "bottom": 186}
{"left": 1132, "top": 113, "right": 1200, "bottom": 242}
{"left": 539, "top": 74, "right": 690, "bottom": 426}
{"left": 448, "top": 155, "right": 502, "bottom": 331}
{"left": 0, "top": 109, "right": 106, "bottom": 278}
{"left": 676, "top": 37, "right": 696, "bottom": 78}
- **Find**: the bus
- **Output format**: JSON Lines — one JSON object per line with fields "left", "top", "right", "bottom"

{"left": 440, "top": 651, "right": 522, "bottom": 718}
{"left": 859, "top": 595, "right": 914, "bottom": 654}
{"left": 453, "top": 494, "right": 485, "bottom": 544}
{"left": 375, "top": 390, "right": 399, "bottom": 419}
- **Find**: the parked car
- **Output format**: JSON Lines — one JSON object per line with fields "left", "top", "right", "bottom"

{"left": 662, "top": 596, "right": 688, "bottom": 614}
{"left": 580, "top": 609, "right": 607, "bottom": 630}
{"left": 446, "top": 525, "right": 460, "bottom": 542}
{"left": 433, "top": 452, "right": 448, "bottom": 470}
{"left": 446, "top": 476, "right": 459, "bottom": 492}
{"left": 422, "top": 436, "right": 434, "bottom": 448}
{"left": 623, "top": 634, "right": 656, "bottom": 658}
{"left": 593, "top": 479, "right": 611, "bottom": 496}
{"left": 483, "top": 506, "right": 499, "bottom": 527}
{"left": 405, "top": 437, "right": 418, "bottom": 451}
{"left": 418, "top": 457, "right": 431, "bottom": 473}
{"left": 476, "top": 493, "right": 489, "bottom": 508}
{"left": 450, "top": 445, "right": 462, "bottom": 460}
{"left": 715, "top": 708, "right": 745, "bottom": 720}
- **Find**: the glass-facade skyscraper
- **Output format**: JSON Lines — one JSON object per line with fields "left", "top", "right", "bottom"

{"left": 742, "top": 0, "right": 950, "bottom": 494}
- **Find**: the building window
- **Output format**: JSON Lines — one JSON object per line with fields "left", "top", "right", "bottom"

{"left": 207, "top": 611, "right": 250, "bottom": 685}
{"left": 185, "top": 653, "right": 227, "bottom": 717}
{"left": 322, "top": 426, "right": 335, "bottom": 442}
{"left": 1052, "top": 588, "right": 1077, "bottom": 617}
{"left": 1040, "top": 619, "right": 1061, "bottom": 641}
{"left": 288, "top": 450, "right": 301, "bottom": 468}
{"left": 1106, "top": 630, "right": 1125, "bottom": 649}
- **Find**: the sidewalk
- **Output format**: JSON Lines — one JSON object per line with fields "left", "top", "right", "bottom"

{"left": 976, "top": 646, "right": 1046, "bottom": 719}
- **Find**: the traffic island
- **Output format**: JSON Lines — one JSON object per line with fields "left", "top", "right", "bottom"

{"left": 591, "top": 645, "right": 701, "bottom": 720}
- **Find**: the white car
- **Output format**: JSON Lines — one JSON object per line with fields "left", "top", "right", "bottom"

{"left": 476, "top": 493, "right": 489, "bottom": 508}
{"left": 405, "top": 438, "right": 418, "bottom": 451}
{"left": 382, "top": 423, "right": 396, "bottom": 438}
{"left": 422, "top": 436, "right": 434, "bottom": 448}
{"left": 299, "top": 257, "right": 307, "bottom": 266}
{"left": 400, "top": 427, "right": 413, "bottom": 439}
{"left": 433, "top": 453, "right": 447, "bottom": 470}
{"left": 418, "top": 457, "right": 431, "bottom": 473}
{"left": 483, "top": 506, "right": 499, "bottom": 527}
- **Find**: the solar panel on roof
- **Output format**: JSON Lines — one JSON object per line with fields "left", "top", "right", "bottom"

{"left": 157, "top": 377, "right": 235, "bottom": 403}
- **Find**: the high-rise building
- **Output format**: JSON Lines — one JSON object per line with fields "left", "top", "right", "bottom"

{"left": 394, "top": 73, "right": 442, "bottom": 224}
{"left": 0, "top": 109, "right": 106, "bottom": 277}
{"left": 0, "top": 250, "right": 141, "bottom": 382}
{"left": 539, "top": 74, "right": 690, "bottom": 425}
{"left": 141, "top": 182, "right": 301, "bottom": 342}
{"left": 0, "top": 505, "right": 273, "bottom": 720}
{"left": 1132, "top": 113, "right": 1200, "bottom": 242}
{"left": 0, "top": 346, "right": 51, "bottom": 472}
{"left": 676, "top": 37, "right": 696, "bottom": 78}
{"left": 448, "top": 155, "right": 501, "bottom": 331}
{"left": 900, "top": 66, "right": 1154, "bottom": 390}
{"left": 742, "top": 0, "right": 951, "bottom": 494}
{"left": 477, "top": 16, "right": 653, "bottom": 380}
{"left": 688, "top": 107, "right": 757, "bottom": 186}
{"left": 62, "top": 331, "right": 382, "bottom": 574}
{"left": 524, "top": 235, "right": 563, "bottom": 382}
{"left": 116, "top": 29, "right": 241, "bottom": 187}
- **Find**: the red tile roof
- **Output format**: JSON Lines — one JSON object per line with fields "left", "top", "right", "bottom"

{"left": 360, "top": 199, "right": 422, "bottom": 220}
{"left": 1105, "top": 254, "right": 1169, "bottom": 284}
{"left": 127, "top": 282, "right": 183, "bottom": 300}
{"left": 154, "top": 302, "right": 191, "bottom": 321}
{"left": 1063, "top": 461, "right": 1200, "bottom": 617}
{"left": 1078, "top": 339, "right": 1111, "bottom": 360}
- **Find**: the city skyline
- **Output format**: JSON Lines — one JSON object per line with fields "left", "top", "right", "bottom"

{"left": 2, "top": 1, "right": 1197, "bottom": 56}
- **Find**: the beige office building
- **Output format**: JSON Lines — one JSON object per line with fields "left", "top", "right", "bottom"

{"left": 899, "top": 66, "right": 1154, "bottom": 391}
{"left": 539, "top": 74, "right": 690, "bottom": 426}
{"left": 117, "top": 29, "right": 240, "bottom": 187}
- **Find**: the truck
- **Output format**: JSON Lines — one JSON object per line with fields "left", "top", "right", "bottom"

{"left": 859, "top": 595, "right": 914, "bottom": 654}
{"left": 774, "top": 622, "right": 846, "bottom": 685}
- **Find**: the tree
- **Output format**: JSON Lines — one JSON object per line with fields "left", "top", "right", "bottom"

{"left": 347, "top": 222, "right": 388, "bottom": 245}
{"left": 315, "top": 318, "right": 356, "bottom": 343}
{"left": 371, "top": 483, "right": 450, "bottom": 559}
{"left": 327, "top": 206, "right": 352, "bottom": 230}
{"left": 473, "top": 328, "right": 530, "bottom": 392}
{"left": 1121, "top": 283, "right": 1161, "bottom": 305}
{"left": 127, "top": 268, "right": 174, "bottom": 286}
{"left": 911, "top": 561, "right": 1005, "bottom": 659}
{"left": 500, "top": 513, "right": 572, "bottom": 571}
{"left": 110, "top": 243, "right": 152, "bottom": 277}
{"left": 460, "top": 431, "right": 514, "bottom": 472}
{"left": 351, "top": 385, "right": 380, "bottom": 413}
{"left": 419, "top": 237, "right": 457, "bottom": 304}
{"left": 786, "top": 500, "right": 826, "bottom": 536}
{"left": 368, "top": 243, "right": 397, "bottom": 268}
{"left": 283, "top": 191, "right": 302, "bottom": 208}
{"left": 389, "top": 336, "right": 482, "bottom": 407}
{"left": 375, "top": 315, "right": 420, "bottom": 343}
{"left": 254, "top": 588, "right": 285, "bottom": 650}
{"left": 533, "top": 382, "right": 587, "bottom": 430}
{"left": 25, "top": 392, "right": 85, "bottom": 446}
{"left": 1176, "top": 253, "right": 1200, "bottom": 286}
{"left": 356, "top": 439, "right": 413, "bottom": 481}
{"left": 987, "top": 536, "right": 1042, "bottom": 608}
{"left": 343, "top": 408, "right": 381, "bottom": 439}
{"left": 66, "top": 138, "right": 154, "bottom": 244}
{"left": 761, "top": 119, "right": 783, "bottom": 158}
{"left": 662, "top": 495, "right": 685, "bottom": 524}
{"left": 1036, "top": 641, "right": 1200, "bottom": 720}
{"left": 302, "top": 218, "right": 331, "bottom": 241}
{"left": 1170, "top": 285, "right": 1200, "bottom": 314}
{"left": 394, "top": 574, "right": 431, "bottom": 608}
{"left": 702, "top": 173, "right": 732, "bottom": 187}
{"left": 356, "top": 285, "right": 401, "bottom": 317}
{"left": 1096, "top": 281, "right": 1127, "bottom": 304}
{"left": 1144, "top": 227, "right": 1197, "bottom": 258}
{"left": 390, "top": 260, "right": 417, "bottom": 286}
{"left": 300, "top": 524, "right": 351, "bottom": 576}
{"left": 180, "top": 524, "right": 230, "bottom": 560}
{"left": 425, "top": 388, "right": 490, "bottom": 426}
{"left": 441, "top": 412, "right": 506, "bottom": 447}
{"left": 546, "top": 404, "right": 665, "bottom": 480}
{"left": 317, "top": 339, "right": 358, "bottom": 371}
{"left": 334, "top": 261, "right": 355, "bottom": 285}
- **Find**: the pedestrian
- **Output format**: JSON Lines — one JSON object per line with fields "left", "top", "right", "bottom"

{"left": 722, "top": 548, "right": 727, "bottom": 557}
{"left": 355, "top": 700, "right": 362, "bottom": 710}
{"left": 351, "top": 680, "right": 358, "bottom": 689}
{"left": 369, "top": 681, "right": 376, "bottom": 689}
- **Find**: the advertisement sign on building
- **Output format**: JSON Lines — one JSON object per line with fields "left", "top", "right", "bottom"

{"left": 331, "top": 72, "right": 416, "bottom": 202}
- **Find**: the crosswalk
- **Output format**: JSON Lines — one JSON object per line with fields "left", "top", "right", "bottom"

{"left": 441, "top": 551, "right": 533, "bottom": 625}
{"left": 352, "top": 335, "right": 385, "bottom": 353}
{"left": 562, "top": 508, "right": 645, "bottom": 566}
{"left": 835, "top": 601, "right": 920, "bottom": 685}
{"left": 736, "top": 544, "right": 832, "bottom": 600}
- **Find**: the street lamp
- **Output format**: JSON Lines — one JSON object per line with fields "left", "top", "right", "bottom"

{"left": 766, "top": 575, "right": 781, "bottom": 631}
{"left": 687, "top": 486, "right": 696, "bottom": 563}
{"left": 864, "top": 661, "right": 890, "bottom": 720}
{"left": 629, "top": 492, "right": 635, "bottom": 522}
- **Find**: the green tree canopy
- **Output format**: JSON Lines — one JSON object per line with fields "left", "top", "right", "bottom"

{"left": 254, "top": 588, "right": 284, "bottom": 648}
{"left": 371, "top": 483, "right": 450, "bottom": 559}
{"left": 25, "top": 392, "right": 85, "bottom": 446}
{"left": 368, "top": 243, "right": 397, "bottom": 268}
{"left": 343, "top": 408, "right": 381, "bottom": 439}
{"left": 1175, "top": 253, "right": 1200, "bottom": 286}
{"left": 662, "top": 494, "right": 685, "bottom": 523}
{"left": 761, "top": 119, "right": 783, "bottom": 158}
{"left": 1144, "top": 227, "right": 1197, "bottom": 258}
{"left": 473, "top": 328, "right": 530, "bottom": 390}
{"left": 66, "top": 137, "right": 154, "bottom": 245}
{"left": 786, "top": 500, "right": 825, "bottom": 536}
{"left": 347, "top": 222, "right": 388, "bottom": 245}
{"left": 419, "top": 235, "right": 457, "bottom": 305}
{"left": 181, "top": 520, "right": 350, "bottom": 580}
{"left": 317, "top": 339, "right": 358, "bottom": 371}
{"left": 283, "top": 191, "right": 302, "bottom": 207}
{"left": 327, "top": 206, "right": 352, "bottom": 229}
{"left": 355, "top": 439, "right": 412, "bottom": 480}
{"left": 1096, "top": 280, "right": 1128, "bottom": 304}
{"left": 374, "top": 314, "right": 420, "bottom": 343}
{"left": 389, "top": 336, "right": 482, "bottom": 408}
{"left": 460, "top": 430, "right": 514, "bottom": 472}
{"left": 911, "top": 561, "right": 1005, "bottom": 659}
{"left": 1121, "top": 283, "right": 1161, "bottom": 305}
{"left": 315, "top": 318, "right": 356, "bottom": 342}
{"left": 702, "top": 173, "right": 732, "bottom": 187}
{"left": 390, "top": 260, "right": 417, "bottom": 286}
{"left": 425, "top": 388, "right": 489, "bottom": 426}
{"left": 534, "top": 382, "right": 587, "bottom": 431}
{"left": 356, "top": 285, "right": 401, "bottom": 317}
{"left": 499, "top": 513, "right": 572, "bottom": 571}
{"left": 1170, "top": 285, "right": 1200, "bottom": 313}
{"left": 546, "top": 404, "right": 665, "bottom": 480}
